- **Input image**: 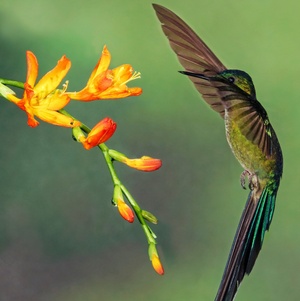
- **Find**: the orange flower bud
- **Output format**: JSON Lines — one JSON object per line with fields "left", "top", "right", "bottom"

{"left": 117, "top": 199, "right": 134, "bottom": 223}
{"left": 81, "top": 117, "right": 116, "bottom": 150}
{"left": 124, "top": 156, "right": 162, "bottom": 172}
{"left": 148, "top": 243, "right": 164, "bottom": 275}
{"left": 151, "top": 254, "right": 164, "bottom": 275}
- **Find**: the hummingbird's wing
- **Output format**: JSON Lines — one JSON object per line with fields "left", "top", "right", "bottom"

{"left": 153, "top": 4, "right": 227, "bottom": 117}
{"left": 219, "top": 85, "right": 275, "bottom": 158}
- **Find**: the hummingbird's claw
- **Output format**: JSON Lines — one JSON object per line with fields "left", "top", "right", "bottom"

{"left": 240, "top": 170, "right": 258, "bottom": 190}
{"left": 240, "top": 170, "right": 250, "bottom": 190}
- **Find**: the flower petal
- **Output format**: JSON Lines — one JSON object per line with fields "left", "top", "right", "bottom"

{"left": 98, "top": 86, "right": 142, "bottom": 99}
{"left": 35, "top": 109, "right": 81, "bottom": 128}
{"left": 26, "top": 51, "right": 38, "bottom": 88}
{"left": 111, "top": 64, "right": 133, "bottom": 84}
{"left": 34, "top": 55, "right": 71, "bottom": 97}
{"left": 86, "top": 45, "right": 111, "bottom": 86}
{"left": 46, "top": 93, "right": 71, "bottom": 111}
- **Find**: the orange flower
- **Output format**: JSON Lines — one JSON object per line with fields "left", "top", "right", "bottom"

{"left": 117, "top": 198, "right": 134, "bottom": 223}
{"left": 77, "top": 117, "right": 117, "bottom": 150}
{"left": 108, "top": 150, "right": 162, "bottom": 172}
{"left": 67, "top": 46, "right": 142, "bottom": 101}
{"left": 7, "top": 51, "right": 80, "bottom": 128}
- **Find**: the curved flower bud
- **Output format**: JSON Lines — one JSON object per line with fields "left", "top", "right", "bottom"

{"left": 123, "top": 156, "right": 162, "bottom": 171}
{"left": 108, "top": 150, "right": 162, "bottom": 172}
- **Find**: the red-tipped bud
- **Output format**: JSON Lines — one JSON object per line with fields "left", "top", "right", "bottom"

{"left": 151, "top": 254, "right": 164, "bottom": 275}
{"left": 124, "top": 156, "right": 162, "bottom": 171}
{"left": 82, "top": 117, "right": 116, "bottom": 150}
{"left": 148, "top": 243, "right": 164, "bottom": 275}
{"left": 108, "top": 150, "right": 162, "bottom": 172}
{"left": 117, "top": 198, "right": 134, "bottom": 223}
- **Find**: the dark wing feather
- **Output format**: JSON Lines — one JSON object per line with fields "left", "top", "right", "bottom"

{"left": 223, "top": 91, "right": 273, "bottom": 158}
{"left": 153, "top": 4, "right": 227, "bottom": 117}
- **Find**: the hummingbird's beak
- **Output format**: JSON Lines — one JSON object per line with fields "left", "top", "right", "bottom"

{"left": 179, "top": 71, "right": 209, "bottom": 80}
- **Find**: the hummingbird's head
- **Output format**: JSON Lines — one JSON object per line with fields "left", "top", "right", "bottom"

{"left": 179, "top": 69, "right": 257, "bottom": 99}
{"left": 218, "top": 69, "right": 256, "bottom": 99}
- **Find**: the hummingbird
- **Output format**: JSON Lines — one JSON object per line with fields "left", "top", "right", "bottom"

{"left": 153, "top": 4, "right": 283, "bottom": 301}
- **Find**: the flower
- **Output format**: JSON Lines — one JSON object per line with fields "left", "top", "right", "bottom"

{"left": 7, "top": 51, "right": 80, "bottom": 128}
{"left": 74, "top": 117, "right": 117, "bottom": 150}
{"left": 108, "top": 150, "right": 162, "bottom": 172}
{"left": 117, "top": 198, "right": 134, "bottom": 223}
{"left": 67, "top": 46, "right": 142, "bottom": 101}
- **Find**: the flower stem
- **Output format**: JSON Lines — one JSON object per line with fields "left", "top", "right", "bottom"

{"left": 0, "top": 78, "right": 24, "bottom": 89}
{"left": 59, "top": 108, "right": 157, "bottom": 245}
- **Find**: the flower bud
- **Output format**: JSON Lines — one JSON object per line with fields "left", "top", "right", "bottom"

{"left": 148, "top": 243, "right": 164, "bottom": 275}
{"left": 82, "top": 117, "right": 116, "bottom": 150}
{"left": 108, "top": 150, "right": 162, "bottom": 172}
{"left": 141, "top": 210, "right": 158, "bottom": 224}
{"left": 124, "top": 156, "right": 162, "bottom": 171}
{"left": 117, "top": 198, "right": 134, "bottom": 223}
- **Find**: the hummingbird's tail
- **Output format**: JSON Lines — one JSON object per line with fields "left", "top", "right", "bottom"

{"left": 214, "top": 184, "right": 278, "bottom": 301}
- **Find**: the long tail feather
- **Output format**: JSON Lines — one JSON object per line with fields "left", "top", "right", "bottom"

{"left": 215, "top": 185, "right": 278, "bottom": 301}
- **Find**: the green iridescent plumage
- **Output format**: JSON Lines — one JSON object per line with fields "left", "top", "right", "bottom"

{"left": 153, "top": 4, "right": 283, "bottom": 301}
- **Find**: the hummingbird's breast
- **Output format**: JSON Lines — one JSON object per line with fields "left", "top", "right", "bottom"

{"left": 224, "top": 112, "right": 276, "bottom": 181}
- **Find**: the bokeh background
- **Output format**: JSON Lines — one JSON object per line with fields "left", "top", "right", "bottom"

{"left": 1, "top": 0, "right": 299, "bottom": 300}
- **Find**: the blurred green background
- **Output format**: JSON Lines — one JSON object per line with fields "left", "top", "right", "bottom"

{"left": 0, "top": 0, "right": 299, "bottom": 300}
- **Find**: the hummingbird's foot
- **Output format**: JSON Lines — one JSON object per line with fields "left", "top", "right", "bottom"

{"left": 240, "top": 170, "right": 259, "bottom": 190}
{"left": 240, "top": 170, "right": 251, "bottom": 190}
{"left": 249, "top": 173, "right": 259, "bottom": 191}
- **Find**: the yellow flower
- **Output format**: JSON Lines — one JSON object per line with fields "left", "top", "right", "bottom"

{"left": 7, "top": 51, "right": 80, "bottom": 128}
{"left": 67, "top": 46, "right": 142, "bottom": 101}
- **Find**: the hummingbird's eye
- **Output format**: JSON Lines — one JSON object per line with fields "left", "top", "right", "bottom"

{"left": 228, "top": 76, "right": 235, "bottom": 83}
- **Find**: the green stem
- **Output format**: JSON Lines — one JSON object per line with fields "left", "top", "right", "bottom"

{"left": 59, "top": 108, "right": 157, "bottom": 245}
{"left": 0, "top": 78, "right": 24, "bottom": 89}
{"left": 121, "top": 184, "right": 156, "bottom": 244}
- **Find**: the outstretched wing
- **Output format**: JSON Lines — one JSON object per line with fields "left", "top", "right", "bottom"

{"left": 153, "top": 4, "right": 227, "bottom": 117}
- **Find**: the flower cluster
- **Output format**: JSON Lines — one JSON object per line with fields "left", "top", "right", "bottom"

{"left": 0, "top": 46, "right": 164, "bottom": 275}
{"left": 4, "top": 46, "right": 141, "bottom": 128}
